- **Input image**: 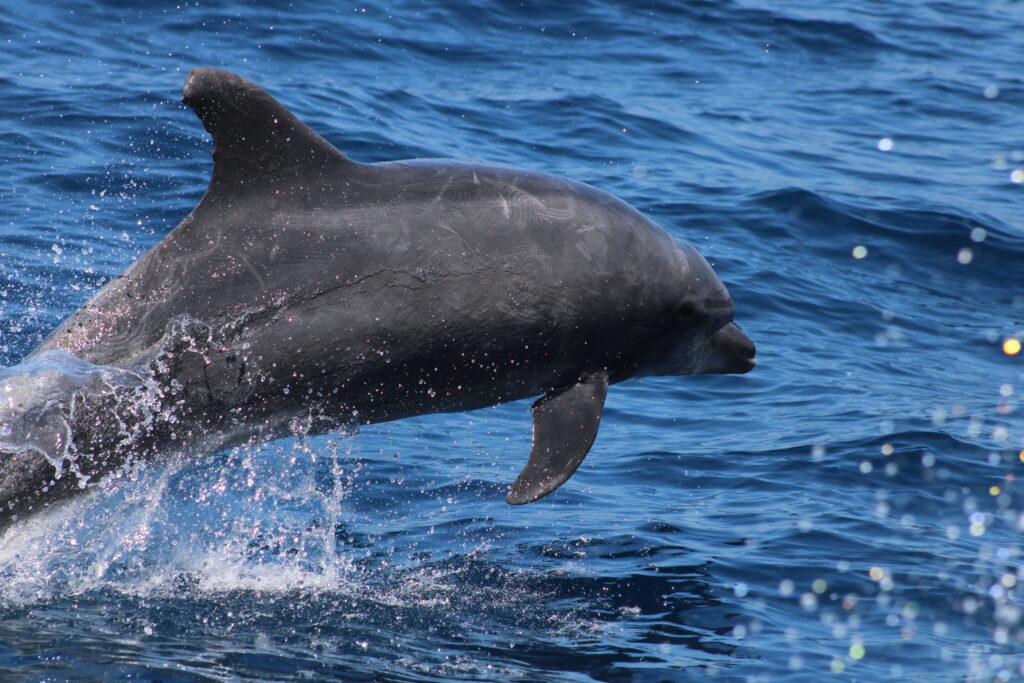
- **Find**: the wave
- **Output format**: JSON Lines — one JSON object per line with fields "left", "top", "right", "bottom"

{"left": 744, "top": 187, "right": 1023, "bottom": 300}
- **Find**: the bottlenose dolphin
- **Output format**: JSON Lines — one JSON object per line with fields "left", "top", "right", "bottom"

{"left": 0, "top": 68, "right": 754, "bottom": 529}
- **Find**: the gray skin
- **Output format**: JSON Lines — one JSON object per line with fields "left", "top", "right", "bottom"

{"left": 0, "top": 68, "right": 755, "bottom": 530}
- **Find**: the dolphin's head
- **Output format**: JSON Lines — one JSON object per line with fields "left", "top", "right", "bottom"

{"left": 642, "top": 243, "right": 756, "bottom": 378}
{"left": 660, "top": 303, "right": 756, "bottom": 377}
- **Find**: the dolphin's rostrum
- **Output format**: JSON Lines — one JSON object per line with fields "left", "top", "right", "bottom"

{"left": 0, "top": 68, "right": 755, "bottom": 529}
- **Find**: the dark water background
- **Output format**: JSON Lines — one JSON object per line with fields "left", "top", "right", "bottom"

{"left": 1, "top": 1, "right": 1023, "bottom": 680}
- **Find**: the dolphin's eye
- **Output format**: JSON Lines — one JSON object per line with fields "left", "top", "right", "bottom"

{"left": 676, "top": 300, "right": 701, "bottom": 321}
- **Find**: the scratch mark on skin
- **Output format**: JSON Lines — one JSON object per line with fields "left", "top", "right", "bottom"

{"left": 238, "top": 253, "right": 267, "bottom": 291}
{"left": 576, "top": 240, "right": 594, "bottom": 262}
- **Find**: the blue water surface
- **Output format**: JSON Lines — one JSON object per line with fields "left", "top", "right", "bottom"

{"left": 1, "top": 1, "right": 1023, "bottom": 681}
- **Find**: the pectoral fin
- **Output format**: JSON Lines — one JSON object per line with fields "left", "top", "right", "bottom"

{"left": 506, "top": 372, "right": 609, "bottom": 505}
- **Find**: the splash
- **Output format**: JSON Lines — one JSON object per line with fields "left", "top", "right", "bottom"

{"left": 0, "top": 351, "right": 152, "bottom": 483}
{"left": 0, "top": 433, "right": 361, "bottom": 602}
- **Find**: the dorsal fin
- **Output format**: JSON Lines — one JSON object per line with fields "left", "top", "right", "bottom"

{"left": 181, "top": 68, "right": 353, "bottom": 191}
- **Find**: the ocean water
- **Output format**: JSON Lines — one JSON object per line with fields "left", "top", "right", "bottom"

{"left": 1, "top": 1, "right": 1022, "bottom": 680}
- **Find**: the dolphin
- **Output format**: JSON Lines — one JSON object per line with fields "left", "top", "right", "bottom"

{"left": 0, "top": 68, "right": 754, "bottom": 529}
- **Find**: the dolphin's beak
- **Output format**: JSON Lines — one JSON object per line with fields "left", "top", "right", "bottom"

{"left": 710, "top": 322, "right": 756, "bottom": 374}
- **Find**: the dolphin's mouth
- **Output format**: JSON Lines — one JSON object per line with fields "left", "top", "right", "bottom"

{"left": 710, "top": 322, "right": 757, "bottom": 374}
